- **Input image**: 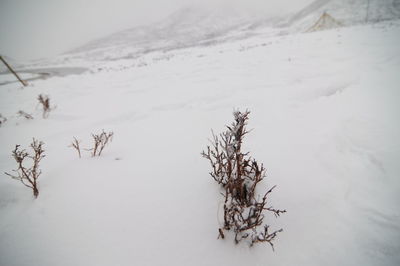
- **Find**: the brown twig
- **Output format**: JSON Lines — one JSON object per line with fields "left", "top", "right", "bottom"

{"left": 37, "top": 94, "right": 54, "bottom": 118}
{"left": 69, "top": 137, "right": 82, "bottom": 158}
{"left": 17, "top": 110, "right": 34, "bottom": 120}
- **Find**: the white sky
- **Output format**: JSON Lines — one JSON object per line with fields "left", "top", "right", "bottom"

{"left": 0, "top": 0, "right": 314, "bottom": 60}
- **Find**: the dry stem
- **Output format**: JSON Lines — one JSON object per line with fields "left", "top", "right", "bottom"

{"left": 37, "top": 94, "right": 53, "bottom": 118}
{"left": 90, "top": 130, "right": 114, "bottom": 157}
{"left": 69, "top": 137, "right": 82, "bottom": 158}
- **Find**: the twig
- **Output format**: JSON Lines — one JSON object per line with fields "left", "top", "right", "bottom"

{"left": 69, "top": 137, "right": 82, "bottom": 158}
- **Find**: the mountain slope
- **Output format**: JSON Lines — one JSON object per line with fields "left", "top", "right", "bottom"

{"left": 287, "top": 0, "right": 400, "bottom": 32}
{"left": 15, "top": 0, "right": 399, "bottom": 69}
{"left": 65, "top": 6, "right": 268, "bottom": 61}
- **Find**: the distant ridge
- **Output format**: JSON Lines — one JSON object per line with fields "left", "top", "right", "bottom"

{"left": 57, "top": 0, "right": 400, "bottom": 62}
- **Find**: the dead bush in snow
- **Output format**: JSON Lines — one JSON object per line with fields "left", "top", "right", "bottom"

{"left": 17, "top": 110, "right": 34, "bottom": 120}
{"left": 37, "top": 94, "right": 53, "bottom": 118}
{"left": 4, "top": 138, "right": 45, "bottom": 198}
{"left": 202, "top": 110, "right": 285, "bottom": 249}
{"left": 89, "top": 130, "right": 113, "bottom": 157}
{"left": 69, "top": 137, "right": 82, "bottom": 158}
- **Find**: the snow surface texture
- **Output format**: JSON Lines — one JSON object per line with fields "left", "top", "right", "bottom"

{"left": 1, "top": 1, "right": 400, "bottom": 266}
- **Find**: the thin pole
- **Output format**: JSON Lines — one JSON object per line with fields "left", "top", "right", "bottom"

{"left": 0, "top": 56, "right": 28, "bottom": 86}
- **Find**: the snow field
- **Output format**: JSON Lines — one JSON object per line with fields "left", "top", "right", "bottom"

{"left": 0, "top": 20, "right": 400, "bottom": 266}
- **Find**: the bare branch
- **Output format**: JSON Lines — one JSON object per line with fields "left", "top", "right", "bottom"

{"left": 90, "top": 130, "right": 114, "bottom": 157}
{"left": 4, "top": 139, "right": 45, "bottom": 198}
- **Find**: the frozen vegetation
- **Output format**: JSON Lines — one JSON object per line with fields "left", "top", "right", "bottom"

{"left": 0, "top": 0, "right": 400, "bottom": 265}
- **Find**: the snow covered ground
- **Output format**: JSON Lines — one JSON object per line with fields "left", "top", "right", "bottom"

{"left": 1, "top": 12, "right": 400, "bottom": 266}
{"left": 0, "top": 73, "right": 39, "bottom": 85}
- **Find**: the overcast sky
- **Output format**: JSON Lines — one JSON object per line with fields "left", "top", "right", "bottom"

{"left": 0, "top": 0, "right": 313, "bottom": 61}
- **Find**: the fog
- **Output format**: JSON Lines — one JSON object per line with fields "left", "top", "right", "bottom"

{"left": 0, "top": 0, "right": 313, "bottom": 61}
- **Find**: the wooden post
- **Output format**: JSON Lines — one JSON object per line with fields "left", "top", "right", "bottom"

{"left": 0, "top": 55, "right": 28, "bottom": 86}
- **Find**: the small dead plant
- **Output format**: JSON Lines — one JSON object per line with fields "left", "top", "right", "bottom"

{"left": 89, "top": 130, "right": 114, "bottom": 157}
{"left": 37, "top": 94, "right": 53, "bottom": 118}
{"left": 69, "top": 137, "right": 82, "bottom": 158}
{"left": 17, "top": 110, "right": 34, "bottom": 120}
{"left": 69, "top": 131, "right": 114, "bottom": 158}
{"left": 4, "top": 138, "right": 45, "bottom": 198}
{"left": 202, "top": 110, "right": 285, "bottom": 249}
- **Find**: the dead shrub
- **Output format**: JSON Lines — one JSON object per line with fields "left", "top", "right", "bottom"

{"left": 37, "top": 94, "right": 53, "bottom": 118}
{"left": 4, "top": 138, "right": 45, "bottom": 198}
{"left": 202, "top": 110, "right": 285, "bottom": 249}
{"left": 69, "top": 137, "right": 82, "bottom": 158}
{"left": 89, "top": 130, "right": 114, "bottom": 157}
{"left": 17, "top": 110, "right": 34, "bottom": 120}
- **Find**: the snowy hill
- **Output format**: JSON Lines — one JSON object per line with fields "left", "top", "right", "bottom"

{"left": 62, "top": 6, "right": 279, "bottom": 63}
{"left": 1, "top": 2, "right": 400, "bottom": 266}
{"left": 22, "top": 0, "right": 398, "bottom": 68}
